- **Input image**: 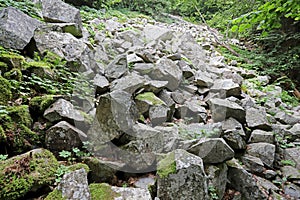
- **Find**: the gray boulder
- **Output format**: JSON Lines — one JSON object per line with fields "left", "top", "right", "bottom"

{"left": 111, "top": 72, "right": 145, "bottom": 94}
{"left": 88, "top": 90, "right": 138, "bottom": 144}
{"left": 0, "top": 7, "right": 41, "bottom": 50}
{"left": 287, "top": 123, "right": 300, "bottom": 141}
{"left": 246, "top": 142, "right": 275, "bottom": 168}
{"left": 105, "top": 54, "right": 128, "bottom": 81}
{"left": 284, "top": 147, "right": 300, "bottom": 169}
{"left": 241, "top": 154, "right": 265, "bottom": 174}
{"left": 275, "top": 110, "right": 300, "bottom": 125}
{"left": 210, "top": 79, "right": 241, "bottom": 97}
{"left": 41, "top": 0, "right": 83, "bottom": 37}
{"left": 45, "top": 121, "right": 87, "bottom": 153}
{"left": 188, "top": 138, "right": 234, "bottom": 163}
{"left": 143, "top": 24, "right": 174, "bottom": 42}
{"left": 94, "top": 74, "right": 109, "bottom": 95}
{"left": 111, "top": 186, "right": 152, "bottom": 200}
{"left": 246, "top": 107, "right": 271, "bottom": 130}
{"left": 149, "top": 105, "right": 170, "bottom": 126}
{"left": 149, "top": 58, "right": 182, "bottom": 91}
{"left": 248, "top": 129, "right": 274, "bottom": 144}
{"left": 157, "top": 149, "right": 208, "bottom": 199}
{"left": 135, "top": 92, "right": 165, "bottom": 115}
{"left": 206, "top": 163, "right": 228, "bottom": 200}
{"left": 284, "top": 184, "right": 300, "bottom": 200}
{"left": 176, "top": 100, "right": 207, "bottom": 123}
{"left": 57, "top": 168, "right": 90, "bottom": 200}
{"left": 208, "top": 98, "right": 245, "bottom": 123}
{"left": 226, "top": 159, "right": 269, "bottom": 199}
{"left": 178, "top": 122, "right": 222, "bottom": 140}
{"left": 43, "top": 98, "right": 84, "bottom": 123}
{"left": 281, "top": 166, "right": 300, "bottom": 180}
{"left": 194, "top": 71, "right": 214, "bottom": 87}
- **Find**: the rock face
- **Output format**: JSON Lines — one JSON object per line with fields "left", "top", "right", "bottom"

{"left": 0, "top": 7, "right": 41, "bottom": 50}
{"left": 157, "top": 149, "right": 208, "bottom": 199}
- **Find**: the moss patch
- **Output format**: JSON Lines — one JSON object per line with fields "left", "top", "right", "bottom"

{"left": 0, "top": 149, "right": 60, "bottom": 200}
{"left": 67, "top": 163, "right": 90, "bottom": 173}
{"left": 89, "top": 183, "right": 120, "bottom": 200}
{"left": 0, "top": 53, "right": 25, "bottom": 69}
{"left": 0, "top": 76, "right": 12, "bottom": 105}
{"left": 135, "top": 92, "right": 164, "bottom": 105}
{"left": 6, "top": 105, "right": 32, "bottom": 127}
{"left": 29, "top": 95, "right": 55, "bottom": 115}
{"left": 157, "top": 151, "right": 176, "bottom": 178}
{"left": 4, "top": 68, "right": 22, "bottom": 81}
{"left": 44, "top": 189, "right": 66, "bottom": 200}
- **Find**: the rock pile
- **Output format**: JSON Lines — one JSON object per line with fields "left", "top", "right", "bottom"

{"left": 0, "top": 0, "right": 300, "bottom": 199}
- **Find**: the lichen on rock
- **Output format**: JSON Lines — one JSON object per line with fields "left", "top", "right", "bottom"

{"left": 157, "top": 151, "right": 176, "bottom": 178}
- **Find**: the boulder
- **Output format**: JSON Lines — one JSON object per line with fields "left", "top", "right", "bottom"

{"left": 287, "top": 123, "right": 300, "bottom": 141}
{"left": 111, "top": 186, "right": 152, "bottom": 200}
{"left": 41, "top": 0, "right": 83, "bottom": 37}
{"left": 94, "top": 74, "right": 109, "bottom": 95}
{"left": 111, "top": 72, "right": 145, "bottom": 94}
{"left": 143, "top": 24, "right": 173, "bottom": 42}
{"left": 284, "top": 184, "right": 300, "bottom": 200}
{"left": 188, "top": 138, "right": 234, "bottom": 164}
{"left": 157, "top": 149, "right": 208, "bottom": 199}
{"left": 275, "top": 111, "right": 300, "bottom": 125}
{"left": 281, "top": 166, "right": 300, "bottom": 180}
{"left": 45, "top": 121, "right": 87, "bottom": 153}
{"left": 248, "top": 129, "right": 274, "bottom": 144}
{"left": 284, "top": 147, "right": 300, "bottom": 169}
{"left": 88, "top": 90, "right": 138, "bottom": 145}
{"left": 240, "top": 154, "right": 265, "bottom": 174}
{"left": 105, "top": 54, "right": 128, "bottom": 81}
{"left": 210, "top": 79, "right": 241, "bottom": 97}
{"left": 0, "top": 7, "right": 41, "bottom": 50}
{"left": 135, "top": 92, "right": 165, "bottom": 115}
{"left": 149, "top": 105, "right": 170, "bottom": 126}
{"left": 205, "top": 163, "right": 228, "bottom": 200}
{"left": 208, "top": 98, "right": 245, "bottom": 123}
{"left": 149, "top": 58, "right": 182, "bottom": 91}
{"left": 43, "top": 98, "right": 84, "bottom": 123}
{"left": 56, "top": 168, "right": 90, "bottom": 200}
{"left": 246, "top": 107, "right": 271, "bottom": 130}
{"left": 226, "top": 159, "right": 269, "bottom": 199}
{"left": 176, "top": 99, "right": 207, "bottom": 123}
{"left": 246, "top": 143, "right": 275, "bottom": 168}
{"left": 0, "top": 149, "right": 59, "bottom": 200}
{"left": 178, "top": 122, "right": 222, "bottom": 140}
{"left": 194, "top": 71, "right": 214, "bottom": 87}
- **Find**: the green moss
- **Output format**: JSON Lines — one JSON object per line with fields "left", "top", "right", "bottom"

{"left": 45, "top": 189, "right": 66, "bottom": 200}
{"left": 89, "top": 183, "right": 120, "bottom": 200}
{"left": 0, "top": 76, "right": 12, "bottom": 105}
{"left": 67, "top": 163, "right": 90, "bottom": 173}
{"left": 0, "top": 149, "right": 60, "bottom": 200}
{"left": 0, "top": 53, "right": 25, "bottom": 69}
{"left": 4, "top": 68, "right": 22, "bottom": 81}
{"left": 0, "top": 61, "right": 8, "bottom": 71}
{"left": 25, "top": 61, "right": 52, "bottom": 69}
{"left": 0, "top": 125, "right": 5, "bottom": 142}
{"left": 29, "top": 95, "right": 55, "bottom": 114}
{"left": 6, "top": 105, "right": 32, "bottom": 127}
{"left": 135, "top": 92, "right": 164, "bottom": 105}
{"left": 157, "top": 151, "right": 176, "bottom": 178}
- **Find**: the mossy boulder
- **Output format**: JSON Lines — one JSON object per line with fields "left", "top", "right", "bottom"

{"left": 24, "top": 61, "right": 54, "bottom": 79}
{"left": 67, "top": 163, "right": 90, "bottom": 173}
{"left": 0, "top": 148, "right": 60, "bottom": 200}
{"left": 157, "top": 151, "right": 176, "bottom": 178}
{"left": 0, "top": 105, "right": 40, "bottom": 154}
{"left": 44, "top": 189, "right": 66, "bottom": 200}
{"left": 135, "top": 92, "right": 165, "bottom": 114}
{"left": 29, "top": 95, "right": 55, "bottom": 115}
{"left": 89, "top": 183, "right": 120, "bottom": 200}
{"left": 0, "top": 76, "right": 12, "bottom": 105}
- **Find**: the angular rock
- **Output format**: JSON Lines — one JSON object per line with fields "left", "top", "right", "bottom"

{"left": 41, "top": 0, "right": 83, "bottom": 37}
{"left": 287, "top": 123, "right": 300, "bottom": 141}
{"left": 44, "top": 98, "right": 84, "bottom": 123}
{"left": 0, "top": 7, "right": 41, "bottom": 50}
{"left": 248, "top": 129, "right": 274, "bottom": 144}
{"left": 45, "top": 121, "right": 87, "bottom": 153}
{"left": 246, "top": 107, "right": 271, "bottom": 130}
{"left": 206, "top": 163, "right": 228, "bottom": 200}
{"left": 157, "top": 149, "right": 208, "bottom": 199}
{"left": 111, "top": 186, "right": 152, "bottom": 200}
{"left": 284, "top": 184, "right": 300, "bottom": 200}
{"left": 149, "top": 105, "right": 170, "bottom": 126}
{"left": 105, "top": 54, "right": 128, "bottom": 81}
{"left": 143, "top": 24, "right": 173, "bottom": 42}
{"left": 176, "top": 100, "right": 207, "bottom": 123}
{"left": 194, "top": 71, "right": 214, "bottom": 87}
{"left": 208, "top": 98, "right": 245, "bottom": 123}
{"left": 135, "top": 92, "right": 165, "bottom": 115}
{"left": 222, "top": 129, "right": 246, "bottom": 150}
{"left": 241, "top": 154, "right": 265, "bottom": 174}
{"left": 88, "top": 90, "right": 138, "bottom": 144}
{"left": 82, "top": 157, "right": 125, "bottom": 183}
{"left": 281, "top": 166, "right": 300, "bottom": 180}
{"left": 226, "top": 159, "right": 269, "bottom": 199}
{"left": 133, "top": 63, "right": 155, "bottom": 75}
{"left": 144, "top": 80, "right": 168, "bottom": 93}
{"left": 275, "top": 110, "right": 300, "bottom": 125}
{"left": 178, "top": 122, "right": 222, "bottom": 140}
{"left": 188, "top": 138, "right": 234, "bottom": 163}
{"left": 111, "top": 72, "right": 145, "bottom": 94}
{"left": 222, "top": 117, "right": 246, "bottom": 137}
{"left": 149, "top": 58, "right": 182, "bottom": 91}
{"left": 246, "top": 143, "right": 275, "bottom": 168}
{"left": 57, "top": 168, "right": 90, "bottom": 200}
{"left": 210, "top": 79, "right": 241, "bottom": 97}
{"left": 94, "top": 74, "right": 109, "bottom": 95}
{"left": 134, "top": 176, "right": 156, "bottom": 189}
{"left": 284, "top": 147, "right": 300, "bottom": 169}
